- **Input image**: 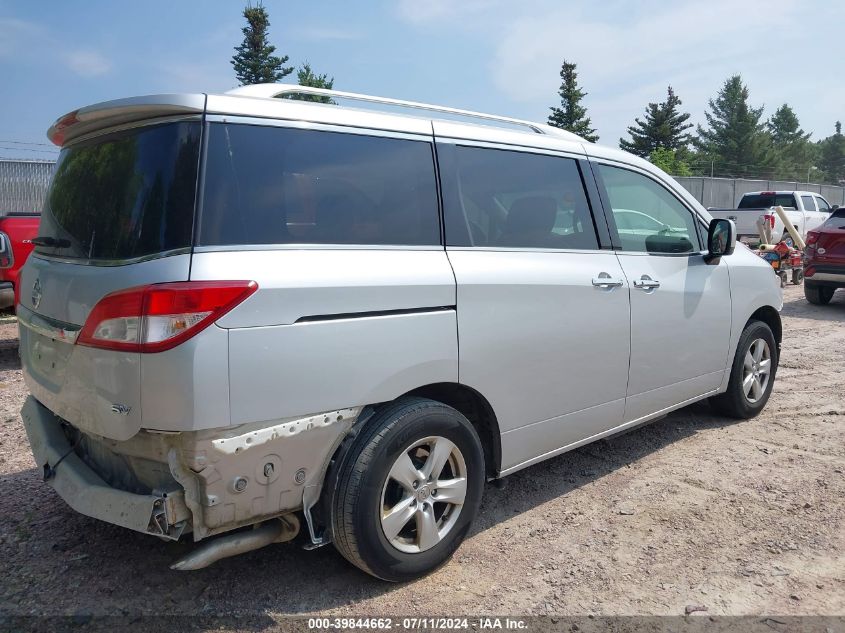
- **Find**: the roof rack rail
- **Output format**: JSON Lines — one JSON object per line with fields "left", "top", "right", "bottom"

{"left": 225, "top": 84, "right": 585, "bottom": 142}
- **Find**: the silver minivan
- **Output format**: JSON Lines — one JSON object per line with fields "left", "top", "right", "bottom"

{"left": 20, "top": 84, "right": 782, "bottom": 581}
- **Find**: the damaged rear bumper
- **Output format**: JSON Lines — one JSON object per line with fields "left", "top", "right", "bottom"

{"left": 21, "top": 396, "right": 189, "bottom": 539}
{"left": 21, "top": 395, "right": 361, "bottom": 543}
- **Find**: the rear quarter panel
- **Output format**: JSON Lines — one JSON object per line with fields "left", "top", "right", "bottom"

{"left": 190, "top": 249, "right": 458, "bottom": 425}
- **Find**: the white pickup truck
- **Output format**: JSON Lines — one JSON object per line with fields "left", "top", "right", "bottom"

{"left": 709, "top": 191, "right": 836, "bottom": 243}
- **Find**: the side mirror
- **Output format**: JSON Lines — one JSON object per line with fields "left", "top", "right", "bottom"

{"left": 832, "top": 204, "right": 840, "bottom": 212}
{"left": 705, "top": 218, "right": 735, "bottom": 263}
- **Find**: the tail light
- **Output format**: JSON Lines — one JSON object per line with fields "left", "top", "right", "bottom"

{"left": 805, "top": 231, "right": 819, "bottom": 246}
{"left": 77, "top": 281, "right": 258, "bottom": 353}
{"left": 0, "top": 231, "right": 11, "bottom": 268}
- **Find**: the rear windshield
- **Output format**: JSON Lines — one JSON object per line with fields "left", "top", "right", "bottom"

{"left": 738, "top": 193, "right": 796, "bottom": 209}
{"left": 37, "top": 121, "right": 200, "bottom": 260}
{"left": 822, "top": 208, "right": 845, "bottom": 228}
{"left": 198, "top": 123, "right": 440, "bottom": 246}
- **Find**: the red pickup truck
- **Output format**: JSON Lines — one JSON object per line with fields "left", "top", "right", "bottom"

{"left": 0, "top": 213, "right": 40, "bottom": 310}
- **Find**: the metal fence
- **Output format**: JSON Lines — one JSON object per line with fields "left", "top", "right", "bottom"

{"left": 2, "top": 160, "right": 844, "bottom": 218}
{"left": 0, "top": 159, "right": 55, "bottom": 214}
{"left": 675, "top": 176, "right": 845, "bottom": 209}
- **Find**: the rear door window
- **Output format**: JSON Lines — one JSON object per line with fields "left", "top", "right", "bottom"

{"left": 199, "top": 124, "right": 440, "bottom": 246}
{"left": 801, "top": 195, "right": 817, "bottom": 212}
{"left": 442, "top": 145, "right": 599, "bottom": 249}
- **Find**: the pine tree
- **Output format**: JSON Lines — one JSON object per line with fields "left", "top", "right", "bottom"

{"left": 648, "top": 147, "right": 691, "bottom": 176}
{"left": 548, "top": 61, "right": 598, "bottom": 142}
{"left": 694, "top": 75, "right": 776, "bottom": 178}
{"left": 619, "top": 86, "right": 693, "bottom": 158}
{"left": 231, "top": 3, "right": 293, "bottom": 86}
{"left": 291, "top": 62, "right": 335, "bottom": 103}
{"left": 818, "top": 121, "right": 845, "bottom": 185}
{"left": 767, "top": 104, "right": 809, "bottom": 146}
{"left": 766, "top": 104, "right": 812, "bottom": 181}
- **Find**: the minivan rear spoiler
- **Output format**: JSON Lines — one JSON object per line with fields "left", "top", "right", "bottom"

{"left": 47, "top": 94, "right": 207, "bottom": 147}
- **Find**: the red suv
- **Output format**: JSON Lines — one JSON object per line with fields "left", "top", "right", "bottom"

{"left": 804, "top": 207, "right": 845, "bottom": 305}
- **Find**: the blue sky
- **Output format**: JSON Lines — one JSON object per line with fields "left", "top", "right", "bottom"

{"left": 1, "top": 0, "right": 842, "bottom": 162}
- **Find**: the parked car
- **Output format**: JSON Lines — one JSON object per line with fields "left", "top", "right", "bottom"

{"left": 709, "top": 191, "right": 834, "bottom": 244}
{"left": 804, "top": 207, "right": 845, "bottom": 304}
{"left": 19, "top": 85, "right": 783, "bottom": 581}
{"left": 0, "top": 213, "right": 40, "bottom": 310}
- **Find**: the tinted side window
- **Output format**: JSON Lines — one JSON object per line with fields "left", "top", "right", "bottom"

{"left": 801, "top": 195, "right": 817, "bottom": 212}
{"left": 199, "top": 124, "right": 440, "bottom": 246}
{"left": 443, "top": 146, "right": 598, "bottom": 250}
{"left": 598, "top": 164, "right": 701, "bottom": 254}
{"left": 816, "top": 196, "right": 830, "bottom": 212}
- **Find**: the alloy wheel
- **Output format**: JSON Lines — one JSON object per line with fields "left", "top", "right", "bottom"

{"left": 742, "top": 338, "right": 772, "bottom": 404}
{"left": 379, "top": 436, "right": 468, "bottom": 554}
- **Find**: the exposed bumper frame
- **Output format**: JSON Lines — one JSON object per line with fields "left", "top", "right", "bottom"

{"left": 21, "top": 395, "right": 365, "bottom": 545}
{"left": 21, "top": 396, "right": 188, "bottom": 540}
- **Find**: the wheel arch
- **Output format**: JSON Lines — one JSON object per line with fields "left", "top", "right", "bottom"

{"left": 401, "top": 382, "right": 502, "bottom": 480}
{"left": 748, "top": 305, "right": 782, "bottom": 349}
{"left": 311, "top": 383, "right": 502, "bottom": 546}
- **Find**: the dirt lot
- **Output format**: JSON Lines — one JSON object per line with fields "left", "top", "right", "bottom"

{"left": 0, "top": 283, "right": 842, "bottom": 620}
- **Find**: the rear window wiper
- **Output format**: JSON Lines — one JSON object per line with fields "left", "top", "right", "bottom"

{"left": 26, "top": 236, "right": 71, "bottom": 248}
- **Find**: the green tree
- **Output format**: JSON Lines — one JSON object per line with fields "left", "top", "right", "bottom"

{"left": 649, "top": 147, "right": 691, "bottom": 176}
{"left": 818, "top": 121, "right": 845, "bottom": 185}
{"left": 619, "top": 86, "right": 693, "bottom": 157}
{"left": 290, "top": 62, "right": 335, "bottom": 103}
{"left": 694, "top": 75, "right": 776, "bottom": 178}
{"left": 231, "top": 3, "right": 292, "bottom": 86}
{"left": 548, "top": 61, "right": 598, "bottom": 142}
{"left": 766, "top": 104, "right": 812, "bottom": 180}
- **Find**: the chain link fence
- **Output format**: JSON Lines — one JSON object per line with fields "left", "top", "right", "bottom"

{"left": 675, "top": 176, "right": 845, "bottom": 209}
{"left": 0, "top": 159, "right": 56, "bottom": 215}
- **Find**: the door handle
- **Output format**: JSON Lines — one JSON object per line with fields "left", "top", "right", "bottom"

{"left": 633, "top": 275, "right": 660, "bottom": 290}
{"left": 592, "top": 273, "right": 624, "bottom": 288}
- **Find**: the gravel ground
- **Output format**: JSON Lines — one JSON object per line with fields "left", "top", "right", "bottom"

{"left": 0, "top": 283, "right": 842, "bottom": 620}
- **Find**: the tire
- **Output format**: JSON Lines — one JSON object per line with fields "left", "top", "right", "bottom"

{"left": 791, "top": 269, "right": 803, "bottom": 285}
{"left": 804, "top": 282, "right": 835, "bottom": 305}
{"left": 329, "top": 397, "right": 485, "bottom": 581}
{"left": 711, "top": 320, "right": 778, "bottom": 419}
